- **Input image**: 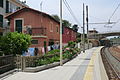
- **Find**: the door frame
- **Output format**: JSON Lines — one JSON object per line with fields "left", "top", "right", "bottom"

{"left": 14, "top": 18, "right": 24, "bottom": 32}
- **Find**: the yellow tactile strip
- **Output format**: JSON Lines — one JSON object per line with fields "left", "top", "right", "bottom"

{"left": 83, "top": 48, "right": 100, "bottom": 80}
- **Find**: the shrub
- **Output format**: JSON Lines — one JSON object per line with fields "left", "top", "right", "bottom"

{"left": 68, "top": 41, "right": 76, "bottom": 48}
{"left": 0, "top": 32, "right": 31, "bottom": 55}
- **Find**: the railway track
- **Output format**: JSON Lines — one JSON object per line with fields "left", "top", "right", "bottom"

{"left": 101, "top": 47, "right": 120, "bottom": 80}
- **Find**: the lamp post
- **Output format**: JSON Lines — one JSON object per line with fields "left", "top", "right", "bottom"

{"left": 60, "top": 0, "right": 63, "bottom": 66}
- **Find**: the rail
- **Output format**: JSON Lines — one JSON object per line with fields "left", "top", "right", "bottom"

{"left": 101, "top": 47, "right": 120, "bottom": 79}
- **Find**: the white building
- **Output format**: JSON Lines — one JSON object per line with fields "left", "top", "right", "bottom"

{"left": 0, "top": 0, "right": 28, "bottom": 35}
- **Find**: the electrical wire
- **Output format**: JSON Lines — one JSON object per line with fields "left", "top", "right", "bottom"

{"left": 103, "top": 2, "right": 120, "bottom": 28}
{"left": 63, "top": 0, "right": 82, "bottom": 27}
{"left": 109, "top": 3, "right": 120, "bottom": 21}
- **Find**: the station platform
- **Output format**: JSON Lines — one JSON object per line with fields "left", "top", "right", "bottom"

{"left": 1, "top": 47, "right": 108, "bottom": 80}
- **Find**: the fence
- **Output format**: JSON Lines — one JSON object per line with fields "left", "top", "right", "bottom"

{"left": 20, "top": 53, "right": 60, "bottom": 71}
{"left": 0, "top": 55, "right": 15, "bottom": 74}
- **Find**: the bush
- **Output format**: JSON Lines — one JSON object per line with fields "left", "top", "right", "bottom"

{"left": 0, "top": 32, "right": 31, "bottom": 55}
{"left": 46, "top": 49, "right": 60, "bottom": 55}
{"left": 68, "top": 41, "right": 76, "bottom": 48}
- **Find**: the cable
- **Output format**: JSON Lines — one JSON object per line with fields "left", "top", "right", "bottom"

{"left": 63, "top": 0, "right": 82, "bottom": 27}
{"left": 109, "top": 3, "right": 120, "bottom": 21}
{"left": 63, "top": 0, "right": 81, "bottom": 27}
{"left": 104, "top": 3, "right": 120, "bottom": 27}
{"left": 111, "top": 18, "right": 120, "bottom": 27}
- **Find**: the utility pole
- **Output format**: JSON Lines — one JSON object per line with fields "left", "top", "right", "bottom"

{"left": 40, "top": 1, "right": 43, "bottom": 27}
{"left": 60, "top": 0, "right": 63, "bottom": 66}
{"left": 83, "top": 3, "right": 85, "bottom": 53}
{"left": 86, "top": 5, "right": 89, "bottom": 49}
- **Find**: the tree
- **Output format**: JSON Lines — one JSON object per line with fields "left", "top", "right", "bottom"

{"left": 51, "top": 14, "right": 60, "bottom": 22}
{"left": 72, "top": 24, "right": 79, "bottom": 32}
{"left": 52, "top": 14, "right": 71, "bottom": 27}
{"left": 0, "top": 32, "right": 31, "bottom": 55}
{"left": 62, "top": 20, "right": 71, "bottom": 27}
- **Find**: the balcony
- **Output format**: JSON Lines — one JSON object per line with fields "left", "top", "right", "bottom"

{"left": 31, "top": 27, "right": 47, "bottom": 37}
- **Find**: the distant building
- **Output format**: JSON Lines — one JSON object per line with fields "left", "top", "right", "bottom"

{"left": 89, "top": 30, "right": 98, "bottom": 34}
{"left": 62, "top": 26, "right": 77, "bottom": 45}
{"left": 88, "top": 30, "right": 98, "bottom": 39}
{"left": 5, "top": 7, "right": 60, "bottom": 50}
{"left": 0, "top": 0, "right": 28, "bottom": 35}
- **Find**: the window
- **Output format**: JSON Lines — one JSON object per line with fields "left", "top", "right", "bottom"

{"left": 31, "top": 40, "right": 38, "bottom": 44}
{"left": 6, "top": 0, "right": 9, "bottom": 13}
{"left": 15, "top": 19, "right": 23, "bottom": 33}
{"left": 56, "top": 25, "right": 59, "bottom": 33}
{"left": 0, "top": 0, "right": 3, "bottom": 8}
{"left": 50, "top": 22, "right": 53, "bottom": 32}
{"left": 0, "top": 14, "right": 3, "bottom": 28}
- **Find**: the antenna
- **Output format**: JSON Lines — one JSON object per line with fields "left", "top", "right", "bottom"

{"left": 40, "top": 1, "right": 43, "bottom": 11}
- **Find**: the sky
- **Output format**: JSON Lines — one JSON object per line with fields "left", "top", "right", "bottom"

{"left": 20, "top": 0, "right": 120, "bottom": 33}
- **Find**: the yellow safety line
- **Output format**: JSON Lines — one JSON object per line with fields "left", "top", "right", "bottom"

{"left": 83, "top": 48, "right": 100, "bottom": 80}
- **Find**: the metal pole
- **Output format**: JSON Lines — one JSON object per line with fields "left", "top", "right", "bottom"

{"left": 86, "top": 5, "right": 89, "bottom": 49}
{"left": 60, "top": 0, "right": 63, "bottom": 66}
{"left": 83, "top": 3, "right": 85, "bottom": 53}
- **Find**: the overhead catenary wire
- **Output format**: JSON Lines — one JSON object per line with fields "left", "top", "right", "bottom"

{"left": 109, "top": 3, "right": 120, "bottom": 21}
{"left": 104, "top": 3, "right": 120, "bottom": 27}
{"left": 111, "top": 18, "right": 120, "bottom": 27}
{"left": 63, "top": 0, "right": 82, "bottom": 27}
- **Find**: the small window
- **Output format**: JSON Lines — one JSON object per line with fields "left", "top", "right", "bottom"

{"left": 6, "top": 0, "right": 9, "bottom": 13}
{"left": 56, "top": 25, "right": 59, "bottom": 33}
{"left": 0, "top": 0, "right": 3, "bottom": 8}
{"left": 31, "top": 40, "right": 38, "bottom": 44}
{"left": 50, "top": 22, "right": 53, "bottom": 32}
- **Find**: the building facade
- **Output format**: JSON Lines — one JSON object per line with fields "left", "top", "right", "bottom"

{"left": 62, "top": 27, "right": 77, "bottom": 45}
{"left": 0, "top": 0, "right": 27, "bottom": 35}
{"left": 6, "top": 7, "right": 60, "bottom": 50}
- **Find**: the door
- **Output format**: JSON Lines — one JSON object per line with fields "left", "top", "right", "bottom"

{"left": 15, "top": 20, "right": 22, "bottom": 33}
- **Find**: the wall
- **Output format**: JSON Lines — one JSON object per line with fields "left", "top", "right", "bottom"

{"left": 9, "top": 9, "right": 60, "bottom": 48}
{"left": 62, "top": 27, "right": 76, "bottom": 44}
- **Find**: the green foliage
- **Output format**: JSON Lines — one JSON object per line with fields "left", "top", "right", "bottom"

{"left": 0, "top": 32, "right": 31, "bottom": 55}
{"left": 72, "top": 24, "right": 78, "bottom": 32}
{"left": 46, "top": 49, "right": 60, "bottom": 55}
{"left": 51, "top": 15, "right": 71, "bottom": 27}
{"left": 62, "top": 20, "right": 71, "bottom": 27}
{"left": 68, "top": 41, "right": 76, "bottom": 48}
{"left": 51, "top": 14, "right": 60, "bottom": 21}
{"left": 63, "top": 47, "right": 81, "bottom": 59}
{"left": 76, "top": 38, "right": 81, "bottom": 43}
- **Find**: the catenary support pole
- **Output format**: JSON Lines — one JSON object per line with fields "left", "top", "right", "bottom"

{"left": 83, "top": 3, "right": 85, "bottom": 53}
{"left": 60, "top": 0, "right": 63, "bottom": 66}
{"left": 86, "top": 5, "right": 89, "bottom": 49}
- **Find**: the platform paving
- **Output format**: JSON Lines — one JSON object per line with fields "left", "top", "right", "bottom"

{"left": 1, "top": 47, "right": 102, "bottom": 80}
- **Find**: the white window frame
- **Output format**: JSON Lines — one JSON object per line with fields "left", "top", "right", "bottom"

{"left": 14, "top": 18, "right": 24, "bottom": 33}
{"left": 56, "top": 25, "right": 59, "bottom": 33}
{"left": 50, "top": 22, "right": 53, "bottom": 32}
